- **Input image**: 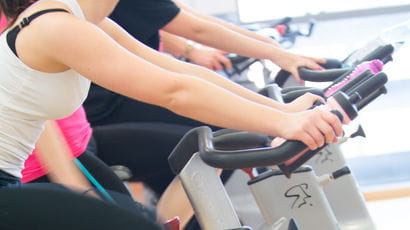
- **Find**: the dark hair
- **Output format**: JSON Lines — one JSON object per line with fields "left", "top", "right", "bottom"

{"left": 0, "top": 0, "right": 35, "bottom": 27}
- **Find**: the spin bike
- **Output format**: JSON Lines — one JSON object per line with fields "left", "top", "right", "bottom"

{"left": 255, "top": 27, "right": 401, "bottom": 230}
{"left": 169, "top": 30, "right": 396, "bottom": 229}
{"left": 168, "top": 62, "right": 389, "bottom": 230}
{"left": 222, "top": 40, "right": 394, "bottom": 230}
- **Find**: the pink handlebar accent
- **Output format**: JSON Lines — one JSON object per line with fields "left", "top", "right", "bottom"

{"left": 324, "top": 59, "right": 383, "bottom": 97}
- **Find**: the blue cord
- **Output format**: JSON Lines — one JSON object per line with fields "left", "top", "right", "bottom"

{"left": 73, "top": 158, "right": 116, "bottom": 204}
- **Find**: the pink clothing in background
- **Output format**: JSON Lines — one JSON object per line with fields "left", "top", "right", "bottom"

{"left": 21, "top": 106, "right": 93, "bottom": 183}
{"left": 0, "top": 14, "right": 8, "bottom": 30}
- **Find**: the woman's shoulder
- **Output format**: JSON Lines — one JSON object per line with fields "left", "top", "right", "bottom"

{"left": 22, "top": 0, "right": 73, "bottom": 16}
{"left": 17, "top": 0, "right": 86, "bottom": 23}
{"left": 10, "top": 0, "right": 86, "bottom": 34}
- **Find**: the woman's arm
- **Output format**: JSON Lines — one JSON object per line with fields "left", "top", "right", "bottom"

{"left": 160, "top": 8, "right": 324, "bottom": 82}
{"left": 99, "top": 18, "right": 319, "bottom": 113}
{"left": 35, "top": 121, "right": 91, "bottom": 191}
{"left": 160, "top": 30, "right": 232, "bottom": 71}
{"left": 28, "top": 13, "right": 342, "bottom": 150}
{"left": 172, "top": 0, "right": 280, "bottom": 47}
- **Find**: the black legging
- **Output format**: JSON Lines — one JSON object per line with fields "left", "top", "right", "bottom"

{"left": 30, "top": 146, "right": 131, "bottom": 196}
{"left": 28, "top": 147, "right": 158, "bottom": 223}
{"left": 30, "top": 122, "right": 193, "bottom": 196}
{"left": 91, "top": 122, "right": 194, "bottom": 196}
{"left": 0, "top": 184, "right": 163, "bottom": 230}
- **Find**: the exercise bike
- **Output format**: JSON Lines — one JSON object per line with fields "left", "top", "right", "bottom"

{"left": 168, "top": 64, "right": 389, "bottom": 230}
{"left": 186, "top": 22, "right": 402, "bottom": 227}
{"left": 222, "top": 37, "right": 396, "bottom": 229}
{"left": 226, "top": 17, "right": 410, "bottom": 91}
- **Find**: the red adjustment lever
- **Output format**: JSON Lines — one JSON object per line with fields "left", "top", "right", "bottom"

{"left": 164, "top": 216, "right": 180, "bottom": 230}
{"left": 274, "top": 24, "right": 288, "bottom": 35}
{"left": 241, "top": 168, "right": 256, "bottom": 179}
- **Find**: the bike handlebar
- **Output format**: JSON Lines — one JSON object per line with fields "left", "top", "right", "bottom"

{"left": 281, "top": 87, "right": 325, "bottom": 103}
{"left": 298, "top": 67, "right": 351, "bottom": 82}
{"left": 343, "top": 44, "right": 394, "bottom": 65}
{"left": 199, "top": 126, "right": 309, "bottom": 169}
{"left": 167, "top": 126, "right": 312, "bottom": 173}
{"left": 274, "top": 44, "right": 393, "bottom": 87}
{"left": 168, "top": 72, "right": 388, "bottom": 177}
{"left": 168, "top": 108, "right": 341, "bottom": 175}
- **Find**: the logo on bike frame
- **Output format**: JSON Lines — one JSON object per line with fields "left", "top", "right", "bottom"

{"left": 315, "top": 148, "right": 334, "bottom": 164}
{"left": 284, "top": 183, "right": 313, "bottom": 209}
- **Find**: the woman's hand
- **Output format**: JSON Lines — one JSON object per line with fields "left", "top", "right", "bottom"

{"left": 272, "top": 50, "right": 326, "bottom": 84}
{"left": 189, "top": 47, "right": 232, "bottom": 71}
{"left": 277, "top": 106, "right": 343, "bottom": 150}
{"left": 284, "top": 92, "right": 324, "bottom": 112}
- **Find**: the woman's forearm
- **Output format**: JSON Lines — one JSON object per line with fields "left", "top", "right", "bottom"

{"left": 164, "top": 73, "right": 286, "bottom": 137}
{"left": 201, "top": 15, "right": 280, "bottom": 46}
{"left": 160, "top": 30, "right": 193, "bottom": 58}
{"left": 162, "top": 12, "right": 286, "bottom": 63}
{"left": 99, "top": 18, "right": 287, "bottom": 111}
{"left": 173, "top": 0, "right": 280, "bottom": 47}
{"left": 176, "top": 62, "right": 288, "bottom": 110}
{"left": 36, "top": 121, "right": 91, "bottom": 190}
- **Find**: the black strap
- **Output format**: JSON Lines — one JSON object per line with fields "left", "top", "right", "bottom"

{"left": 6, "top": 8, "right": 69, "bottom": 57}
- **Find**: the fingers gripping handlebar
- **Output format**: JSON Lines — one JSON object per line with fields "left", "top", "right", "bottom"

{"left": 224, "top": 43, "right": 393, "bottom": 88}
{"left": 273, "top": 59, "right": 348, "bottom": 87}
{"left": 168, "top": 72, "right": 388, "bottom": 177}
{"left": 280, "top": 58, "right": 384, "bottom": 102}
{"left": 274, "top": 44, "right": 393, "bottom": 87}
{"left": 279, "top": 72, "right": 388, "bottom": 176}
{"left": 168, "top": 126, "right": 316, "bottom": 174}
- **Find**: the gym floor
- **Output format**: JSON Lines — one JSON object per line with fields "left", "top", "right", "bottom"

{"left": 286, "top": 10, "right": 410, "bottom": 229}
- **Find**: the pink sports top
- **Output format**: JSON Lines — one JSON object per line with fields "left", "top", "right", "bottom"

{"left": 21, "top": 106, "right": 92, "bottom": 183}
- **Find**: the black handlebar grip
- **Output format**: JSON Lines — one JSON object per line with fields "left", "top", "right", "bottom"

{"left": 274, "top": 58, "right": 346, "bottom": 87}
{"left": 360, "top": 44, "right": 394, "bottom": 64}
{"left": 227, "top": 55, "right": 254, "bottom": 65}
{"left": 319, "top": 58, "right": 343, "bottom": 69}
{"left": 281, "top": 86, "right": 309, "bottom": 94}
{"left": 199, "top": 127, "right": 309, "bottom": 170}
{"left": 212, "top": 131, "right": 271, "bottom": 151}
{"left": 332, "top": 166, "right": 351, "bottom": 180}
{"left": 170, "top": 108, "right": 344, "bottom": 175}
{"left": 168, "top": 126, "right": 298, "bottom": 173}
{"left": 298, "top": 67, "right": 351, "bottom": 82}
{"left": 200, "top": 108, "right": 343, "bottom": 171}
{"left": 348, "top": 72, "right": 388, "bottom": 104}
{"left": 356, "top": 86, "right": 387, "bottom": 110}
{"left": 282, "top": 88, "right": 325, "bottom": 103}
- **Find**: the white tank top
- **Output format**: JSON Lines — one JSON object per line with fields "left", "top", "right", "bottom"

{"left": 0, "top": 0, "right": 90, "bottom": 178}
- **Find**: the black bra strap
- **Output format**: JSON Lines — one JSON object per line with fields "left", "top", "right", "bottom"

{"left": 6, "top": 8, "right": 69, "bottom": 57}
